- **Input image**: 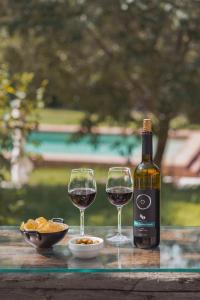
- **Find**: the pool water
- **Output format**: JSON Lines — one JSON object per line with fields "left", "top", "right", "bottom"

{"left": 26, "top": 131, "right": 186, "bottom": 160}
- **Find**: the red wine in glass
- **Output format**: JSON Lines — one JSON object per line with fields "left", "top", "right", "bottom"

{"left": 68, "top": 188, "right": 96, "bottom": 210}
{"left": 106, "top": 186, "right": 133, "bottom": 207}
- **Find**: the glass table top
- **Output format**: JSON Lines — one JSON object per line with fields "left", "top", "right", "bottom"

{"left": 1, "top": 226, "right": 200, "bottom": 273}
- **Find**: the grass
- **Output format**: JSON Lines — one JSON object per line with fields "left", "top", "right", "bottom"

{"left": 39, "top": 108, "right": 200, "bottom": 129}
{"left": 39, "top": 108, "right": 84, "bottom": 125}
{"left": 0, "top": 167, "right": 200, "bottom": 227}
{"left": 39, "top": 108, "right": 116, "bottom": 127}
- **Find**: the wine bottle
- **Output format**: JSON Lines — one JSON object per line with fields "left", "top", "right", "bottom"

{"left": 133, "top": 119, "right": 160, "bottom": 249}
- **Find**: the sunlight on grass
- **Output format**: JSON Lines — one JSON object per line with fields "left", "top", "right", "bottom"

{"left": 39, "top": 108, "right": 84, "bottom": 125}
{"left": 163, "top": 201, "right": 200, "bottom": 226}
{"left": 38, "top": 108, "right": 200, "bottom": 128}
{"left": 30, "top": 167, "right": 108, "bottom": 186}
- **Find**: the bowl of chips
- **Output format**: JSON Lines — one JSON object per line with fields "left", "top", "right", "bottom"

{"left": 20, "top": 217, "right": 69, "bottom": 249}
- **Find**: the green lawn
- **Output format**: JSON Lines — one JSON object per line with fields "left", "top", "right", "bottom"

{"left": 39, "top": 108, "right": 117, "bottom": 127}
{"left": 0, "top": 167, "right": 200, "bottom": 227}
{"left": 39, "top": 108, "right": 84, "bottom": 125}
{"left": 39, "top": 108, "right": 200, "bottom": 129}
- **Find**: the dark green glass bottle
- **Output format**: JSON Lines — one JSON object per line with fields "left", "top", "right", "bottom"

{"left": 133, "top": 119, "right": 160, "bottom": 249}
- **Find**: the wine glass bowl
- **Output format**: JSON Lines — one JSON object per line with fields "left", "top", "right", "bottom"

{"left": 69, "top": 187, "right": 96, "bottom": 210}
{"left": 107, "top": 186, "right": 133, "bottom": 207}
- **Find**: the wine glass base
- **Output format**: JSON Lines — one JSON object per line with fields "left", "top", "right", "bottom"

{"left": 106, "top": 234, "right": 131, "bottom": 245}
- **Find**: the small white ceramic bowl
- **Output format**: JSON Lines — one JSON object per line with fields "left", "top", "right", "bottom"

{"left": 68, "top": 236, "right": 104, "bottom": 259}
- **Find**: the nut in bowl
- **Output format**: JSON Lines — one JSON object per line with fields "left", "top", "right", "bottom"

{"left": 68, "top": 236, "right": 104, "bottom": 259}
{"left": 20, "top": 217, "right": 69, "bottom": 249}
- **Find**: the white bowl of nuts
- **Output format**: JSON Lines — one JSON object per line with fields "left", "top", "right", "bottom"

{"left": 68, "top": 236, "right": 104, "bottom": 259}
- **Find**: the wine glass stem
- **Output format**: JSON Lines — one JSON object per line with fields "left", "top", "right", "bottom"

{"left": 80, "top": 209, "right": 85, "bottom": 236}
{"left": 117, "top": 206, "right": 122, "bottom": 236}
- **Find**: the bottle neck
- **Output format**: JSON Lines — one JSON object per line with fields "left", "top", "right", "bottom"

{"left": 142, "top": 132, "right": 153, "bottom": 162}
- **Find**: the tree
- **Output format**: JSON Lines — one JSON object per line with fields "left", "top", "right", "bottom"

{"left": 0, "top": 65, "right": 47, "bottom": 183}
{"left": 0, "top": 0, "right": 199, "bottom": 166}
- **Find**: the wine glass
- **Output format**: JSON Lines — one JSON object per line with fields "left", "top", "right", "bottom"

{"left": 68, "top": 168, "right": 97, "bottom": 236}
{"left": 106, "top": 167, "right": 133, "bottom": 244}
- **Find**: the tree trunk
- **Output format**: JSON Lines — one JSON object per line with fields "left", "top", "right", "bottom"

{"left": 154, "top": 117, "right": 170, "bottom": 168}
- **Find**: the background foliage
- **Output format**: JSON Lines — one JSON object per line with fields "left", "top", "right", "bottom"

{"left": 0, "top": 0, "right": 200, "bottom": 164}
{"left": 0, "top": 65, "right": 47, "bottom": 177}
{"left": 0, "top": 1, "right": 199, "bottom": 226}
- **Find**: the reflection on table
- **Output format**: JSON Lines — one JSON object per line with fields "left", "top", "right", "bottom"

{"left": 0, "top": 226, "right": 200, "bottom": 272}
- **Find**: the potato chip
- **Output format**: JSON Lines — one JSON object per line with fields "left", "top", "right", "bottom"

{"left": 20, "top": 222, "right": 25, "bottom": 230}
{"left": 35, "top": 217, "right": 47, "bottom": 230}
{"left": 35, "top": 217, "right": 47, "bottom": 225}
{"left": 24, "top": 219, "right": 37, "bottom": 231}
{"left": 38, "top": 225, "right": 49, "bottom": 233}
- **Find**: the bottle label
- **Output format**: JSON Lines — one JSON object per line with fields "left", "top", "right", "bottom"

{"left": 134, "top": 189, "right": 160, "bottom": 236}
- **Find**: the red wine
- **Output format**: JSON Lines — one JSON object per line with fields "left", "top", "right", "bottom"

{"left": 106, "top": 186, "right": 133, "bottom": 207}
{"left": 68, "top": 188, "right": 96, "bottom": 209}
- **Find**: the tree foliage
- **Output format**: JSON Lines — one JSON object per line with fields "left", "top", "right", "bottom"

{"left": 0, "top": 65, "right": 47, "bottom": 175}
{"left": 0, "top": 0, "right": 199, "bottom": 165}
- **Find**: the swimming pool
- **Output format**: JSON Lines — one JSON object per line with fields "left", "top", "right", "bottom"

{"left": 26, "top": 131, "right": 186, "bottom": 161}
